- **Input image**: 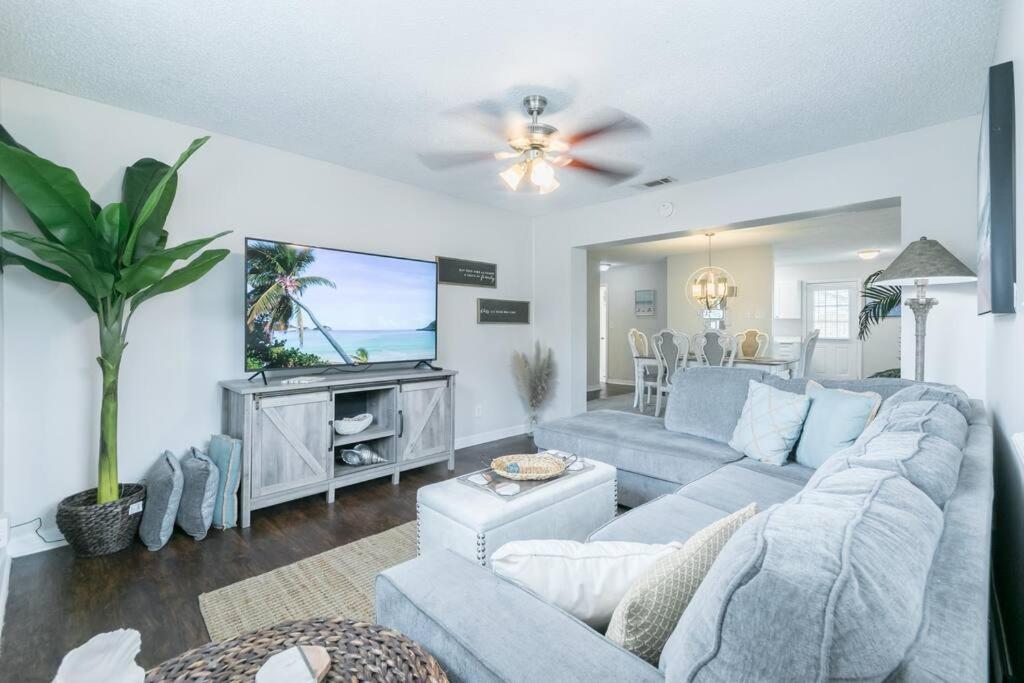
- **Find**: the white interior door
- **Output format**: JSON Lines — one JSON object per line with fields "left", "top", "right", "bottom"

{"left": 599, "top": 285, "right": 608, "bottom": 383}
{"left": 803, "top": 281, "right": 861, "bottom": 380}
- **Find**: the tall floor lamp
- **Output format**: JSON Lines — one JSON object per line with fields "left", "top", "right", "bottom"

{"left": 875, "top": 237, "right": 976, "bottom": 381}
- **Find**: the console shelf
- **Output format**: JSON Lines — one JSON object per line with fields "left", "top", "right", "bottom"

{"left": 221, "top": 368, "right": 456, "bottom": 527}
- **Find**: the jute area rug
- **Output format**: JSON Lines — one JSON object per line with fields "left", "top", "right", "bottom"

{"left": 199, "top": 521, "right": 417, "bottom": 641}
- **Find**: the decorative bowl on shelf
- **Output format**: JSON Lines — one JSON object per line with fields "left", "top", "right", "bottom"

{"left": 334, "top": 413, "right": 373, "bottom": 436}
{"left": 339, "top": 443, "right": 388, "bottom": 466}
{"left": 490, "top": 453, "right": 577, "bottom": 481}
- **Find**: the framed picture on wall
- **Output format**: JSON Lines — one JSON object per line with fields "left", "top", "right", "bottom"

{"left": 635, "top": 289, "right": 655, "bottom": 316}
{"left": 978, "top": 60, "right": 1016, "bottom": 315}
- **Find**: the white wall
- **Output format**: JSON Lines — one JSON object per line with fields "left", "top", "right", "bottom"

{"left": 585, "top": 253, "right": 600, "bottom": 389}
{"left": 533, "top": 116, "right": 985, "bottom": 420}
{"left": 774, "top": 259, "right": 901, "bottom": 378}
{"left": 599, "top": 261, "right": 667, "bottom": 384}
{"left": 666, "top": 245, "right": 773, "bottom": 336}
{"left": 0, "top": 78, "right": 534, "bottom": 540}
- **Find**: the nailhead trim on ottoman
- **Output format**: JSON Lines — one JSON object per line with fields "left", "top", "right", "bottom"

{"left": 145, "top": 617, "right": 448, "bottom": 683}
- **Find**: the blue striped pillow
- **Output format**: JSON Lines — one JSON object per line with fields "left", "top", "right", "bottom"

{"left": 208, "top": 434, "right": 242, "bottom": 529}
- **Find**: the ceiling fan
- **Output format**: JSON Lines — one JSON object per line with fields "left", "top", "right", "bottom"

{"left": 419, "top": 95, "right": 649, "bottom": 195}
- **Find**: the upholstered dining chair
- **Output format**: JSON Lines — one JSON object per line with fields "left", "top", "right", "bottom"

{"left": 651, "top": 329, "right": 691, "bottom": 416}
{"left": 733, "top": 328, "right": 770, "bottom": 359}
{"left": 694, "top": 330, "right": 737, "bottom": 367}
{"left": 796, "top": 329, "right": 820, "bottom": 378}
{"left": 627, "top": 328, "right": 656, "bottom": 409}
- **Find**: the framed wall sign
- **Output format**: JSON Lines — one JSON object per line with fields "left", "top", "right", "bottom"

{"left": 477, "top": 298, "right": 530, "bottom": 324}
{"left": 437, "top": 256, "right": 497, "bottom": 288}
{"left": 635, "top": 289, "right": 656, "bottom": 316}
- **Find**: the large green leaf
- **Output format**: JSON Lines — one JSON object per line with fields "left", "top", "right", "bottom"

{"left": 130, "top": 248, "right": 229, "bottom": 312}
{"left": 0, "top": 249, "right": 99, "bottom": 311}
{"left": 122, "top": 137, "right": 208, "bottom": 265}
{"left": 858, "top": 270, "right": 903, "bottom": 341}
{"left": 122, "top": 158, "right": 178, "bottom": 262}
{"left": 117, "top": 230, "right": 230, "bottom": 295}
{"left": 0, "top": 141, "right": 98, "bottom": 254}
{"left": 2, "top": 230, "right": 113, "bottom": 298}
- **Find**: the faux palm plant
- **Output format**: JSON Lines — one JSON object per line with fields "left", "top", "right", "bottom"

{"left": 858, "top": 269, "right": 903, "bottom": 341}
{"left": 0, "top": 126, "right": 230, "bottom": 514}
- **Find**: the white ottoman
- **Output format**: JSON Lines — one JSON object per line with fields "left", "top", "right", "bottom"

{"left": 416, "top": 459, "right": 617, "bottom": 566}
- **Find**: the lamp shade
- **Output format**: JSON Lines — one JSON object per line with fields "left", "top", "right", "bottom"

{"left": 874, "top": 237, "right": 976, "bottom": 286}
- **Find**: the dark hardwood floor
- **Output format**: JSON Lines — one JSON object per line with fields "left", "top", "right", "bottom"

{"left": 1, "top": 434, "right": 534, "bottom": 682}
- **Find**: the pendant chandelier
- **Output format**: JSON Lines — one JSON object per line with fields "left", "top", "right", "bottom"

{"left": 686, "top": 233, "right": 737, "bottom": 310}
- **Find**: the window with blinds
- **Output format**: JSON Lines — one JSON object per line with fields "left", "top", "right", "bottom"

{"left": 812, "top": 287, "right": 850, "bottom": 339}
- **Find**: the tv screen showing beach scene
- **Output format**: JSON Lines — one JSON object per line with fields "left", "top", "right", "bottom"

{"left": 245, "top": 239, "right": 437, "bottom": 370}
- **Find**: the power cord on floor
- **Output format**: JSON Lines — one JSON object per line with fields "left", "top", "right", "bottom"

{"left": 11, "top": 517, "right": 65, "bottom": 544}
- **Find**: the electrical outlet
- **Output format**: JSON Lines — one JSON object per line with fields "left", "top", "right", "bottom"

{"left": 473, "top": 405, "right": 483, "bottom": 418}
{"left": 0, "top": 515, "right": 9, "bottom": 549}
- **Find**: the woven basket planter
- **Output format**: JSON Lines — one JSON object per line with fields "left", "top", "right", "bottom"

{"left": 56, "top": 483, "right": 145, "bottom": 557}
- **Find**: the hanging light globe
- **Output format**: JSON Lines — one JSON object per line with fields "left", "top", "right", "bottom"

{"left": 686, "top": 265, "right": 737, "bottom": 310}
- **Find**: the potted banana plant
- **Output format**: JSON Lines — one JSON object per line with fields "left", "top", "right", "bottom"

{"left": 0, "top": 126, "right": 230, "bottom": 556}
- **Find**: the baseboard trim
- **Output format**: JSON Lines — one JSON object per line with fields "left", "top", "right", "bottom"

{"left": 604, "top": 379, "right": 635, "bottom": 387}
{"left": 586, "top": 383, "right": 602, "bottom": 392}
{"left": 9, "top": 525, "right": 66, "bottom": 558}
{"left": 0, "top": 548, "right": 9, "bottom": 648}
{"left": 455, "top": 424, "right": 528, "bottom": 450}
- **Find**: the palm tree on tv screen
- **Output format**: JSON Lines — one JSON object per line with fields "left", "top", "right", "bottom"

{"left": 246, "top": 242, "right": 353, "bottom": 364}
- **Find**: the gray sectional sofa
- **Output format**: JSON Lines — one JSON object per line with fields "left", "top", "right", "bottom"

{"left": 376, "top": 368, "right": 993, "bottom": 682}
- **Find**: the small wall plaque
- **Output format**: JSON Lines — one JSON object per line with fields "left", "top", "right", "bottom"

{"left": 437, "top": 256, "right": 497, "bottom": 288}
{"left": 477, "top": 298, "right": 530, "bottom": 324}
{"left": 635, "top": 289, "right": 656, "bottom": 316}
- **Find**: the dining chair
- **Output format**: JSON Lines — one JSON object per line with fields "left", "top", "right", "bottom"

{"left": 627, "top": 328, "right": 655, "bottom": 409}
{"left": 796, "top": 329, "right": 820, "bottom": 378}
{"left": 733, "top": 328, "right": 770, "bottom": 359}
{"left": 694, "top": 330, "right": 737, "bottom": 367}
{"left": 651, "top": 329, "right": 691, "bottom": 416}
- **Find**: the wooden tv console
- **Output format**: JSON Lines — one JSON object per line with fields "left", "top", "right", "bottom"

{"left": 220, "top": 368, "right": 456, "bottom": 527}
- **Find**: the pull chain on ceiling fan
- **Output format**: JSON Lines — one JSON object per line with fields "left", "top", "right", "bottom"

{"left": 419, "top": 94, "right": 649, "bottom": 195}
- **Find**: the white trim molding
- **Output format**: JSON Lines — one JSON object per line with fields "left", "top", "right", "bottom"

{"left": 454, "top": 424, "right": 529, "bottom": 450}
{"left": 0, "top": 547, "right": 9, "bottom": 645}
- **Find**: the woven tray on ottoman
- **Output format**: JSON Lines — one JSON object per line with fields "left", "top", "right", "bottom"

{"left": 145, "top": 617, "right": 447, "bottom": 682}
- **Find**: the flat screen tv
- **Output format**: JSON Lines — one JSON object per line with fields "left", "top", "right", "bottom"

{"left": 245, "top": 238, "right": 437, "bottom": 370}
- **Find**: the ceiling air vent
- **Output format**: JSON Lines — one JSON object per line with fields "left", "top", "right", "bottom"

{"left": 639, "top": 176, "right": 676, "bottom": 188}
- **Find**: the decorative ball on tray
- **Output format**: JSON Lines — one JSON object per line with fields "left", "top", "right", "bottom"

{"left": 490, "top": 452, "right": 578, "bottom": 481}
{"left": 333, "top": 413, "right": 373, "bottom": 436}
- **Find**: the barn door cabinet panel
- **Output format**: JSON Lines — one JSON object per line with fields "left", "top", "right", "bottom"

{"left": 221, "top": 369, "right": 456, "bottom": 528}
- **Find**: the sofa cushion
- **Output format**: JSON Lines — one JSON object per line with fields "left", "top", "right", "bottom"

{"left": 728, "top": 380, "right": 811, "bottom": 465}
{"left": 808, "top": 431, "right": 963, "bottom": 508}
{"left": 860, "top": 400, "right": 969, "bottom": 450}
{"left": 588, "top": 494, "right": 728, "bottom": 545}
{"left": 664, "top": 368, "right": 766, "bottom": 443}
{"left": 534, "top": 410, "right": 742, "bottom": 486}
{"left": 673, "top": 460, "right": 808, "bottom": 513}
{"left": 761, "top": 375, "right": 914, "bottom": 400}
{"left": 795, "top": 381, "right": 881, "bottom": 468}
{"left": 884, "top": 383, "right": 972, "bottom": 419}
{"left": 660, "top": 467, "right": 943, "bottom": 682}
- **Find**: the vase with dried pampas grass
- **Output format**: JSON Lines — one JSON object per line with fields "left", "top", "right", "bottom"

{"left": 512, "top": 342, "right": 555, "bottom": 433}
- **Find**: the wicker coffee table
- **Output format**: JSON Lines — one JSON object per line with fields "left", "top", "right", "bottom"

{"left": 145, "top": 617, "right": 447, "bottom": 682}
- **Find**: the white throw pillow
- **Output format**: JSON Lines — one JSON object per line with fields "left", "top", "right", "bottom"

{"left": 490, "top": 539, "right": 682, "bottom": 630}
{"left": 729, "top": 380, "right": 811, "bottom": 465}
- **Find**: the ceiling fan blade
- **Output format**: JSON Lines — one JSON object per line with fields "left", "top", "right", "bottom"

{"left": 564, "top": 157, "right": 641, "bottom": 184}
{"left": 445, "top": 99, "right": 510, "bottom": 138}
{"left": 567, "top": 110, "right": 649, "bottom": 146}
{"left": 418, "top": 151, "right": 501, "bottom": 170}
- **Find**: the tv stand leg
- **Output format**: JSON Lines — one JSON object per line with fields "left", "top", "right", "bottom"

{"left": 247, "top": 368, "right": 269, "bottom": 385}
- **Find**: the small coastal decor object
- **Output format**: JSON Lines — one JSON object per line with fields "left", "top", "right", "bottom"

{"left": 281, "top": 376, "right": 319, "bottom": 385}
{"left": 334, "top": 413, "right": 373, "bottom": 436}
{"left": 511, "top": 341, "right": 555, "bottom": 431}
{"left": 256, "top": 645, "right": 330, "bottom": 682}
{"left": 495, "top": 482, "right": 521, "bottom": 496}
{"left": 491, "top": 453, "right": 575, "bottom": 481}
{"left": 339, "top": 443, "right": 388, "bottom": 466}
{"left": 54, "top": 628, "right": 144, "bottom": 683}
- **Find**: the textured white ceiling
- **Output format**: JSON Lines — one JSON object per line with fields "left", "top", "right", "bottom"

{"left": 590, "top": 206, "right": 902, "bottom": 266}
{"left": 0, "top": 1, "right": 1001, "bottom": 216}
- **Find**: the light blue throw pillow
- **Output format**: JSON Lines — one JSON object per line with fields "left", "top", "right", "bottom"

{"left": 728, "top": 380, "right": 811, "bottom": 466}
{"left": 795, "top": 380, "right": 881, "bottom": 468}
{"left": 139, "top": 451, "right": 183, "bottom": 551}
{"left": 208, "top": 434, "right": 242, "bottom": 529}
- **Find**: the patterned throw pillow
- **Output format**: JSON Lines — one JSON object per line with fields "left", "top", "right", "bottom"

{"left": 729, "top": 381, "right": 811, "bottom": 465}
{"left": 606, "top": 503, "right": 758, "bottom": 664}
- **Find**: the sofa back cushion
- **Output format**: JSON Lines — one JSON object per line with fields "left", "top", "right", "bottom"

{"left": 762, "top": 375, "right": 914, "bottom": 400}
{"left": 883, "top": 384, "right": 972, "bottom": 419}
{"left": 660, "top": 467, "right": 943, "bottom": 682}
{"left": 664, "top": 368, "right": 765, "bottom": 443}
{"left": 809, "top": 431, "right": 964, "bottom": 507}
{"left": 860, "top": 400, "right": 969, "bottom": 450}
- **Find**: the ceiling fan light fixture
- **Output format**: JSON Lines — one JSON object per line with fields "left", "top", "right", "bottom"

{"left": 499, "top": 162, "right": 526, "bottom": 191}
{"left": 538, "top": 177, "right": 560, "bottom": 195}
{"left": 530, "top": 158, "right": 556, "bottom": 187}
